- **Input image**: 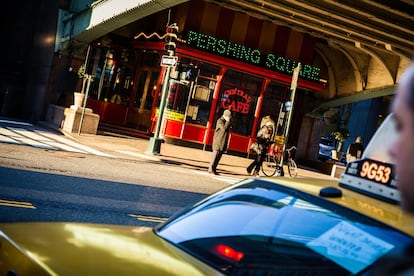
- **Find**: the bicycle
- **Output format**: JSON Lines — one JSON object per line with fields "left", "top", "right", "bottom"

{"left": 261, "top": 145, "right": 298, "bottom": 177}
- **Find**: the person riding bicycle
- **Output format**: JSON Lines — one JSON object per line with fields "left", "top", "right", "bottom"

{"left": 247, "top": 120, "right": 274, "bottom": 176}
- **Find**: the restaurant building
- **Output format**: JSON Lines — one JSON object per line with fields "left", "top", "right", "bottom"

{"left": 67, "top": 1, "right": 326, "bottom": 154}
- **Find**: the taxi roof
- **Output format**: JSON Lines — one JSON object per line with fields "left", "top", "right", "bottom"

{"left": 258, "top": 176, "right": 414, "bottom": 237}
{"left": 362, "top": 113, "right": 398, "bottom": 163}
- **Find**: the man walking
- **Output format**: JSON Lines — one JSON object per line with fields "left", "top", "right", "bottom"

{"left": 208, "top": 110, "right": 232, "bottom": 175}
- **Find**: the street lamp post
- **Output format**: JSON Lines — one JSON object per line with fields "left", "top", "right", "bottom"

{"left": 146, "top": 67, "right": 171, "bottom": 155}
{"left": 146, "top": 23, "right": 179, "bottom": 155}
{"left": 279, "top": 63, "right": 301, "bottom": 172}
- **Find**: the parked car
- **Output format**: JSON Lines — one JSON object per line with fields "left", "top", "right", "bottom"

{"left": 318, "top": 135, "right": 336, "bottom": 161}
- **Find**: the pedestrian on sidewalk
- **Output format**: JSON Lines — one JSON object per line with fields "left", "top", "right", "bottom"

{"left": 247, "top": 119, "right": 274, "bottom": 176}
{"left": 346, "top": 136, "right": 363, "bottom": 163}
{"left": 208, "top": 110, "right": 232, "bottom": 175}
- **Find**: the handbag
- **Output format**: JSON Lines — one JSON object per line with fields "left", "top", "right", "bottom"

{"left": 250, "top": 142, "right": 263, "bottom": 155}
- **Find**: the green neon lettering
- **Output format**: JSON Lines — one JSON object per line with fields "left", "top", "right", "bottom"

{"left": 197, "top": 33, "right": 207, "bottom": 49}
{"left": 265, "top": 53, "right": 275, "bottom": 68}
{"left": 311, "top": 67, "right": 320, "bottom": 80}
{"left": 285, "top": 59, "right": 296, "bottom": 74}
{"left": 206, "top": 36, "right": 216, "bottom": 52}
{"left": 226, "top": 42, "right": 239, "bottom": 58}
{"left": 217, "top": 40, "right": 227, "bottom": 54}
{"left": 251, "top": 50, "right": 261, "bottom": 64}
{"left": 187, "top": 31, "right": 198, "bottom": 46}
{"left": 302, "top": 64, "right": 312, "bottom": 79}
{"left": 185, "top": 30, "right": 321, "bottom": 83}
{"left": 275, "top": 56, "right": 286, "bottom": 72}
{"left": 239, "top": 46, "right": 251, "bottom": 62}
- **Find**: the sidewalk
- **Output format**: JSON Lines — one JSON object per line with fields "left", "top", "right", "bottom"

{"left": 60, "top": 127, "right": 334, "bottom": 180}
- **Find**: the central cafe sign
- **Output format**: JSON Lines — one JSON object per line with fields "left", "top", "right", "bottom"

{"left": 222, "top": 89, "right": 250, "bottom": 114}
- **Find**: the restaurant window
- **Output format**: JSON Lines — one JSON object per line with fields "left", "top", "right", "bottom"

{"left": 133, "top": 52, "right": 161, "bottom": 109}
{"left": 217, "top": 70, "right": 263, "bottom": 136}
{"left": 261, "top": 81, "right": 289, "bottom": 137}
{"left": 164, "top": 59, "right": 220, "bottom": 126}
{"left": 89, "top": 48, "right": 138, "bottom": 104}
{"left": 186, "top": 62, "right": 220, "bottom": 126}
{"left": 164, "top": 64, "right": 192, "bottom": 123}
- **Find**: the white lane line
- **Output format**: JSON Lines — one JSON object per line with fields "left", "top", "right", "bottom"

{"left": 115, "top": 150, "right": 160, "bottom": 161}
{"left": 1, "top": 127, "right": 57, "bottom": 150}
{"left": 195, "top": 171, "right": 241, "bottom": 185}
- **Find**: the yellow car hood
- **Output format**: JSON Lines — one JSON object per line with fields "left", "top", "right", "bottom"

{"left": 0, "top": 222, "right": 222, "bottom": 275}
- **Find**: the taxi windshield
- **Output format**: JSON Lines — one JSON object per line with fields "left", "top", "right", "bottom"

{"left": 362, "top": 114, "right": 397, "bottom": 164}
{"left": 157, "top": 179, "right": 413, "bottom": 275}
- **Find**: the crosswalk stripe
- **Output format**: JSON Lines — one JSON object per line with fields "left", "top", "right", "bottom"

{"left": 0, "top": 132, "right": 21, "bottom": 144}
{"left": 30, "top": 129, "right": 88, "bottom": 154}
{"left": 0, "top": 126, "right": 112, "bottom": 157}
{"left": 33, "top": 131, "right": 113, "bottom": 157}
{"left": 7, "top": 126, "right": 88, "bottom": 153}
{"left": 1, "top": 127, "right": 57, "bottom": 150}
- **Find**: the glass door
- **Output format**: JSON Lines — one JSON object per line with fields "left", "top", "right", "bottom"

{"left": 125, "top": 52, "right": 161, "bottom": 132}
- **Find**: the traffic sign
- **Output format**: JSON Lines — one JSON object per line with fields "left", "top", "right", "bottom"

{"left": 161, "top": 55, "right": 178, "bottom": 67}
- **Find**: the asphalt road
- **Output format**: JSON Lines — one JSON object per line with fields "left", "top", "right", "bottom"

{"left": 0, "top": 143, "right": 235, "bottom": 226}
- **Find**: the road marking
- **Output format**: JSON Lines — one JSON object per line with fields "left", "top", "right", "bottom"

{"left": 0, "top": 125, "right": 113, "bottom": 157}
{"left": 0, "top": 119, "right": 33, "bottom": 126}
{"left": 32, "top": 129, "right": 113, "bottom": 157}
{"left": 0, "top": 127, "right": 57, "bottom": 150}
{"left": 0, "top": 199, "right": 36, "bottom": 209}
{"left": 128, "top": 214, "right": 167, "bottom": 223}
{"left": 115, "top": 150, "right": 160, "bottom": 161}
{"left": 195, "top": 171, "right": 241, "bottom": 185}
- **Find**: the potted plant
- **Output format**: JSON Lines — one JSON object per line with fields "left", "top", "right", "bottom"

{"left": 73, "top": 64, "right": 94, "bottom": 108}
{"left": 72, "top": 64, "right": 86, "bottom": 108}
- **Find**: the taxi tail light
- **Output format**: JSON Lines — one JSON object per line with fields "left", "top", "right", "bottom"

{"left": 214, "top": 244, "right": 244, "bottom": 262}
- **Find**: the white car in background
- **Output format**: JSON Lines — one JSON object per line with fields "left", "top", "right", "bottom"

{"left": 318, "top": 135, "right": 336, "bottom": 161}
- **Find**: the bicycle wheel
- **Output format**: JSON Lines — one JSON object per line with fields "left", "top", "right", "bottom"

{"left": 262, "top": 153, "right": 278, "bottom": 176}
{"left": 287, "top": 158, "right": 298, "bottom": 177}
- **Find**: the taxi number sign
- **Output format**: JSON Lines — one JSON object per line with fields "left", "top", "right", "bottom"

{"left": 360, "top": 160, "right": 391, "bottom": 185}
{"left": 345, "top": 159, "right": 397, "bottom": 188}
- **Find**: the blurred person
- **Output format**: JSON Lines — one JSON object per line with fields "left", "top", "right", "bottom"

{"left": 371, "top": 61, "right": 414, "bottom": 275}
{"left": 247, "top": 120, "right": 274, "bottom": 176}
{"left": 346, "top": 136, "right": 363, "bottom": 163}
{"left": 208, "top": 110, "right": 232, "bottom": 175}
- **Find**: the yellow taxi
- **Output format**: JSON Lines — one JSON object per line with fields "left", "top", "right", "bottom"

{"left": 1, "top": 114, "right": 413, "bottom": 275}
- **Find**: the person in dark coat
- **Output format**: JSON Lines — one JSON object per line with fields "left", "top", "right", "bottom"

{"left": 346, "top": 136, "right": 363, "bottom": 163}
{"left": 371, "top": 62, "right": 414, "bottom": 275}
{"left": 247, "top": 121, "right": 274, "bottom": 176}
{"left": 208, "top": 110, "right": 232, "bottom": 175}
